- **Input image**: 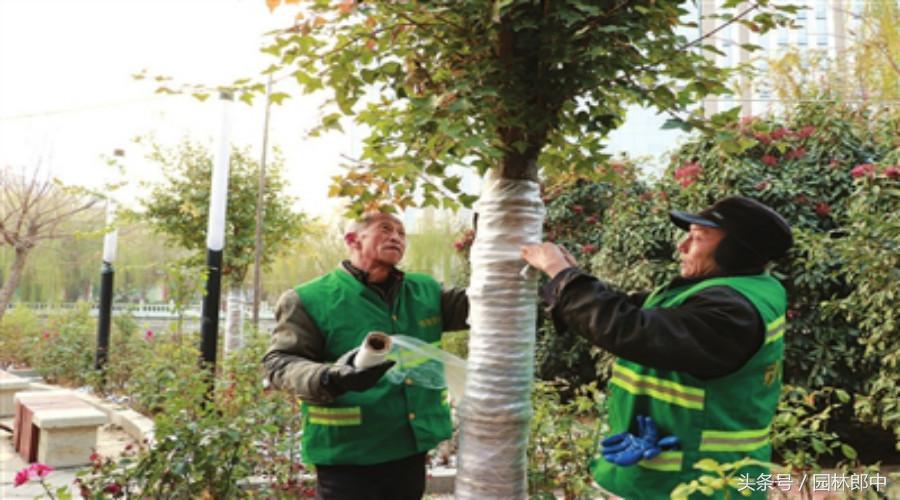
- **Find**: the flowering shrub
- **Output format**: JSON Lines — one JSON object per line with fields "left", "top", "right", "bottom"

{"left": 535, "top": 172, "right": 645, "bottom": 388}
{"left": 76, "top": 332, "right": 313, "bottom": 498}
{"left": 25, "top": 302, "right": 96, "bottom": 385}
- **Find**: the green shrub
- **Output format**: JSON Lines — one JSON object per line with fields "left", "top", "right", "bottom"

{"left": 528, "top": 380, "right": 606, "bottom": 499}
{"left": 78, "top": 333, "right": 311, "bottom": 498}
{"left": 27, "top": 302, "right": 96, "bottom": 385}
{"left": 0, "top": 304, "right": 41, "bottom": 366}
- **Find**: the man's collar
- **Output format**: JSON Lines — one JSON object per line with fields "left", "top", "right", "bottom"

{"left": 341, "top": 260, "right": 404, "bottom": 285}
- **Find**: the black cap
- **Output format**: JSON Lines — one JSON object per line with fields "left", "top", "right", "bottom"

{"left": 670, "top": 196, "right": 793, "bottom": 264}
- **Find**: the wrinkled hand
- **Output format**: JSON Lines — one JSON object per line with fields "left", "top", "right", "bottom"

{"left": 322, "top": 348, "right": 396, "bottom": 397}
{"left": 601, "top": 415, "right": 680, "bottom": 466}
{"left": 521, "top": 242, "right": 576, "bottom": 278}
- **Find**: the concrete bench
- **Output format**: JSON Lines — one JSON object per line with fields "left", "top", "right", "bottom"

{"left": 13, "top": 390, "right": 108, "bottom": 467}
{"left": 0, "top": 370, "right": 30, "bottom": 417}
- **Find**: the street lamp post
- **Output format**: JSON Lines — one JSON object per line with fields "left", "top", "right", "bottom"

{"left": 200, "top": 91, "right": 233, "bottom": 386}
{"left": 94, "top": 150, "right": 122, "bottom": 377}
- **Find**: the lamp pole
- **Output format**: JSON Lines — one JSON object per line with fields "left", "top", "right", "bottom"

{"left": 252, "top": 75, "right": 273, "bottom": 330}
{"left": 94, "top": 149, "right": 122, "bottom": 377}
{"left": 200, "top": 91, "right": 233, "bottom": 386}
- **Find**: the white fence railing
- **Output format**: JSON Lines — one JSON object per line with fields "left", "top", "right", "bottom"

{"left": 5, "top": 302, "right": 276, "bottom": 321}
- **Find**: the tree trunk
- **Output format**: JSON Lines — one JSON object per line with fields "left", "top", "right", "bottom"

{"left": 0, "top": 248, "right": 29, "bottom": 324}
{"left": 223, "top": 284, "right": 245, "bottom": 354}
{"left": 456, "top": 169, "right": 544, "bottom": 499}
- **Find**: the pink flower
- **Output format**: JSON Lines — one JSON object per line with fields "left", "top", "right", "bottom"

{"left": 761, "top": 154, "right": 778, "bottom": 166}
{"left": 850, "top": 163, "right": 876, "bottom": 178}
{"left": 105, "top": 482, "right": 122, "bottom": 494}
{"left": 144, "top": 329, "right": 154, "bottom": 341}
{"left": 770, "top": 127, "right": 789, "bottom": 140}
{"left": 815, "top": 202, "right": 831, "bottom": 217}
{"left": 41, "top": 331, "right": 51, "bottom": 340}
{"left": 571, "top": 205, "right": 584, "bottom": 213}
{"left": 13, "top": 463, "right": 54, "bottom": 487}
{"left": 754, "top": 132, "right": 771, "bottom": 144}
{"left": 796, "top": 125, "right": 816, "bottom": 139}
{"left": 581, "top": 244, "right": 598, "bottom": 254}
{"left": 786, "top": 147, "right": 806, "bottom": 160}
{"left": 13, "top": 469, "right": 29, "bottom": 487}
{"left": 885, "top": 166, "right": 899, "bottom": 179}
{"left": 30, "top": 463, "right": 54, "bottom": 478}
{"left": 674, "top": 162, "right": 702, "bottom": 188}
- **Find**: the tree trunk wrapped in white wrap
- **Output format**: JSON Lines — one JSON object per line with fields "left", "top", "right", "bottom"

{"left": 456, "top": 175, "right": 544, "bottom": 499}
{"left": 224, "top": 284, "right": 244, "bottom": 354}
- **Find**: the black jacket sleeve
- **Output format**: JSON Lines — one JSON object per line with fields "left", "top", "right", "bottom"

{"left": 440, "top": 287, "right": 469, "bottom": 332}
{"left": 542, "top": 268, "right": 764, "bottom": 380}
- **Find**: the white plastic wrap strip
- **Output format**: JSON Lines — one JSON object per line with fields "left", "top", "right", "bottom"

{"left": 456, "top": 176, "right": 544, "bottom": 500}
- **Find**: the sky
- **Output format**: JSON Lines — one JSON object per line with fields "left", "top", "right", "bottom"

{"left": 0, "top": 0, "right": 361, "bottom": 218}
{"left": 0, "top": 0, "right": 683, "bottom": 220}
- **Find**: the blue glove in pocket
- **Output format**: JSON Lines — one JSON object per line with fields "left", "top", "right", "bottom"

{"left": 601, "top": 415, "right": 681, "bottom": 467}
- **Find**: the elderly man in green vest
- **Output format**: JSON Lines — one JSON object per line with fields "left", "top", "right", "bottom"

{"left": 263, "top": 211, "right": 468, "bottom": 500}
{"left": 522, "top": 196, "right": 793, "bottom": 499}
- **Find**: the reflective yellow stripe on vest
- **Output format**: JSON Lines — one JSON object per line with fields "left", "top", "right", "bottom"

{"left": 699, "top": 426, "right": 770, "bottom": 452}
{"left": 307, "top": 405, "right": 362, "bottom": 426}
{"left": 638, "top": 451, "right": 683, "bottom": 472}
{"left": 765, "top": 315, "right": 786, "bottom": 345}
{"left": 610, "top": 364, "right": 705, "bottom": 411}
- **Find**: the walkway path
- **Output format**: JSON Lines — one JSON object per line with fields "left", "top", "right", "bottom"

{"left": 0, "top": 373, "right": 148, "bottom": 500}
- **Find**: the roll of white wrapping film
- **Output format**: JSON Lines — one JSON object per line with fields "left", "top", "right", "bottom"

{"left": 353, "top": 332, "right": 393, "bottom": 369}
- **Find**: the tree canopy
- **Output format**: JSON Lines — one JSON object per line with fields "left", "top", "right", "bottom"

{"left": 274, "top": 1, "right": 795, "bottom": 204}
{"left": 141, "top": 0, "right": 796, "bottom": 213}
{"left": 136, "top": 138, "right": 304, "bottom": 287}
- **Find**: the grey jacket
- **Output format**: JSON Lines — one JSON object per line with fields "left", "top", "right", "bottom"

{"left": 263, "top": 267, "right": 469, "bottom": 404}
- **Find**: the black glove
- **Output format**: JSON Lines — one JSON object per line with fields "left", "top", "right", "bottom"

{"left": 321, "top": 348, "right": 396, "bottom": 398}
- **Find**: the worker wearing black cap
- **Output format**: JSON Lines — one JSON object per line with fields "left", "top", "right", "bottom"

{"left": 522, "top": 196, "right": 793, "bottom": 500}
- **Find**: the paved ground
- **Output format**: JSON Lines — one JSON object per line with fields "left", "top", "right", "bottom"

{"left": 0, "top": 417, "right": 134, "bottom": 499}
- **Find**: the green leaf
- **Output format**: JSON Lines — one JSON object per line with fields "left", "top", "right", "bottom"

{"left": 693, "top": 459, "right": 722, "bottom": 472}
{"left": 268, "top": 92, "right": 291, "bottom": 105}
{"left": 841, "top": 444, "right": 857, "bottom": 459}
{"left": 835, "top": 389, "right": 851, "bottom": 403}
{"left": 662, "top": 118, "right": 693, "bottom": 132}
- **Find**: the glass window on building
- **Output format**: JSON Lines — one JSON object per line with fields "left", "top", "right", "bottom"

{"left": 851, "top": 0, "right": 863, "bottom": 19}
{"left": 777, "top": 28, "right": 789, "bottom": 47}
{"left": 815, "top": 0, "right": 827, "bottom": 19}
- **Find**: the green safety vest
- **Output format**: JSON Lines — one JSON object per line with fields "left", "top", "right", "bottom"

{"left": 592, "top": 274, "right": 787, "bottom": 500}
{"left": 295, "top": 268, "right": 452, "bottom": 466}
